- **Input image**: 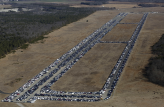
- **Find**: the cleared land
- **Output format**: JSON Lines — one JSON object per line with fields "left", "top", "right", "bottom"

{"left": 101, "top": 24, "right": 137, "bottom": 42}
{"left": 51, "top": 43, "right": 126, "bottom": 92}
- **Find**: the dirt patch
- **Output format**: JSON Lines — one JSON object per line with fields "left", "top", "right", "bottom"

{"left": 101, "top": 24, "right": 137, "bottom": 42}
{"left": 51, "top": 43, "right": 126, "bottom": 92}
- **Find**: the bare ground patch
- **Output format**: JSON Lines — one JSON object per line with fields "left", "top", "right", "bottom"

{"left": 101, "top": 24, "right": 137, "bottom": 42}
{"left": 51, "top": 43, "right": 126, "bottom": 92}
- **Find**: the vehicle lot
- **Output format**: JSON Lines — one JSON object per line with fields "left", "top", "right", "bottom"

{"left": 51, "top": 43, "right": 126, "bottom": 92}
{"left": 101, "top": 24, "right": 138, "bottom": 42}
{"left": 0, "top": 12, "right": 148, "bottom": 103}
{"left": 23, "top": 8, "right": 164, "bottom": 107}
{"left": 1, "top": 12, "right": 127, "bottom": 103}
{"left": 1, "top": 4, "right": 164, "bottom": 107}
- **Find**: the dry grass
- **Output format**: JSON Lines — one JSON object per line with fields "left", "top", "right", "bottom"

{"left": 120, "top": 13, "right": 143, "bottom": 23}
{"left": 51, "top": 43, "right": 126, "bottom": 92}
{"left": 101, "top": 24, "right": 137, "bottom": 42}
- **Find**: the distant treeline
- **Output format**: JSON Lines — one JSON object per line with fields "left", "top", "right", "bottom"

{"left": 143, "top": 34, "right": 164, "bottom": 86}
{"left": 0, "top": 3, "right": 111, "bottom": 58}
{"left": 81, "top": 0, "right": 164, "bottom": 5}
{"left": 81, "top": 2, "right": 104, "bottom": 5}
{"left": 81, "top": 0, "right": 109, "bottom": 5}
{"left": 138, "top": 3, "right": 160, "bottom": 7}
{"left": 108, "top": 0, "right": 164, "bottom": 3}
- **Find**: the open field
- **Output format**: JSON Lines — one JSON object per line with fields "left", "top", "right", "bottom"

{"left": 51, "top": 43, "right": 126, "bottom": 92}
{"left": 120, "top": 13, "right": 143, "bottom": 23}
{"left": 1, "top": 2, "right": 164, "bottom": 107}
{"left": 101, "top": 24, "right": 137, "bottom": 42}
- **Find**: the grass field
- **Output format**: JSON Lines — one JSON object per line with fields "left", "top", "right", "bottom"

{"left": 101, "top": 23, "right": 138, "bottom": 42}
{"left": 120, "top": 13, "right": 143, "bottom": 23}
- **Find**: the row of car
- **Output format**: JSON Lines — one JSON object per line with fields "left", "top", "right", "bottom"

{"left": 103, "top": 13, "right": 148, "bottom": 100}
{"left": 119, "top": 23, "right": 139, "bottom": 24}
{"left": 35, "top": 93, "right": 101, "bottom": 99}
{"left": 47, "top": 90, "right": 100, "bottom": 95}
{"left": 100, "top": 41, "right": 128, "bottom": 43}
{"left": 37, "top": 97, "right": 101, "bottom": 102}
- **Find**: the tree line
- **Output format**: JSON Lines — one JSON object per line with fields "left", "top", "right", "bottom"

{"left": 143, "top": 34, "right": 164, "bottom": 86}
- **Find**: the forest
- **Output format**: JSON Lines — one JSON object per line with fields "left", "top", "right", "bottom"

{"left": 143, "top": 34, "right": 164, "bottom": 86}
{"left": 0, "top": 3, "right": 112, "bottom": 58}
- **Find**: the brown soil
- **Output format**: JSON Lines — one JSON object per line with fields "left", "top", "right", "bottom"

{"left": 101, "top": 24, "right": 137, "bottom": 42}
{"left": 51, "top": 43, "right": 126, "bottom": 92}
